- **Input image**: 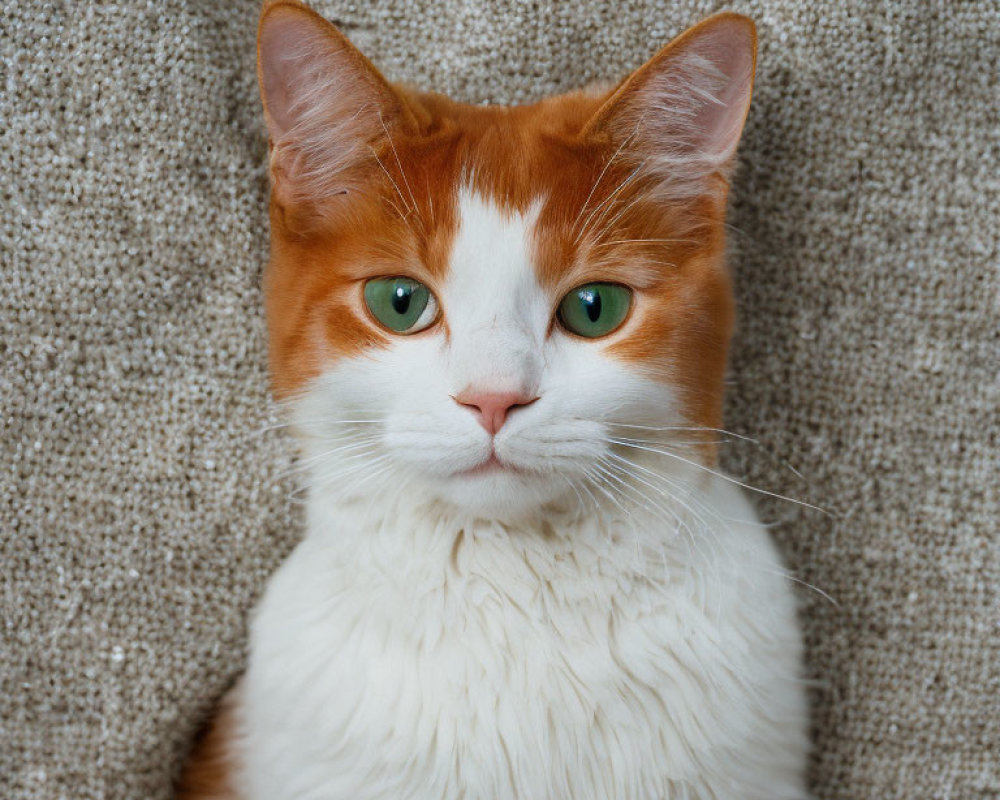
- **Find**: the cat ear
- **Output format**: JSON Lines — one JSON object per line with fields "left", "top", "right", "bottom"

{"left": 583, "top": 13, "right": 757, "bottom": 198}
{"left": 257, "top": 0, "right": 414, "bottom": 212}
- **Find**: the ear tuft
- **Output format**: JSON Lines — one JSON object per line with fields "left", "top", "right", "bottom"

{"left": 257, "top": 1, "right": 409, "bottom": 210}
{"left": 586, "top": 13, "right": 757, "bottom": 199}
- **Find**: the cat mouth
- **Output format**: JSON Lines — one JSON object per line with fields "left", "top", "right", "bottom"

{"left": 458, "top": 453, "right": 522, "bottom": 478}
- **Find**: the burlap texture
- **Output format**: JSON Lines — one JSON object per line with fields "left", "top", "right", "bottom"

{"left": 3, "top": 1, "right": 997, "bottom": 797}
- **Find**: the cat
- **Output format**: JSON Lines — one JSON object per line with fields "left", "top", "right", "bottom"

{"left": 178, "top": 1, "right": 809, "bottom": 797}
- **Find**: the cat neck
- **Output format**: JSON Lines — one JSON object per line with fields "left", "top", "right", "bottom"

{"left": 305, "top": 485, "right": 598, "bottom": 544}
{"left": 300, "top": 465, "right": 717, "bottom": 574}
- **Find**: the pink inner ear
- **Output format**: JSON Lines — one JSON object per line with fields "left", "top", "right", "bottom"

{"left": 258, "top": 6, "right": 397, "bottom": 206}
{"left": 259, "top": 8, "right": 380, "bottom": 146}
{"left": 688, "top": 20, "right": 756, "bottom": 162}
{"left": 259, "top": 10, "right": 325, "bottom": 140}
{"left": 621, "top": 15, "right": 756, "bottom": 172}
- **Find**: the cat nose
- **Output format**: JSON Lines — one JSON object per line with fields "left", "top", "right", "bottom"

{"left": 454, "top": 390, "right": 539, "bottom": 435}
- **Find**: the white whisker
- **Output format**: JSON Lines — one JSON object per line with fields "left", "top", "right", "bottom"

{"left": 369, "top": 145, "right": 414, "bottom": 221}
{"left": 570, "top": 134, "right": 634, "bottom": 234}
{"left": 304, "top": 453, "right": 393, "bottom": 500}
{"left": 573, "top": 163, "right": 645, "bottom": 246}
{"left": 597, "top": 191, "right": 651, "bottom": 237}
{"left": 593, "top": 237, "right": 697, "bottom": 247}
{"left": 766, "top": 569, "right": 839, "bottom": 607}
{"left": 609, "top": 422, "right": 759, "bottom": 444}
{"left": 279, "top": 437, "right": 382, "bottom": 480}
{"left": 379, "top": 111, "right": 420, "bottom": 223}
{"left": 609, "top": 438, "right": 831, "bottom": 516}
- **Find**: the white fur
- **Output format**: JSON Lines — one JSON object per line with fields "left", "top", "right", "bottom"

{"left": 235, "top": 191, "right": 809, "bottom": 799}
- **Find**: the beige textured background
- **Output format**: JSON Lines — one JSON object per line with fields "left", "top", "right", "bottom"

{"left": 2, "top": 0, "right": 997, "bottom": 797}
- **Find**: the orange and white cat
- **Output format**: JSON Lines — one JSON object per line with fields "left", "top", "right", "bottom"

{"left": 179, "top": 1, "right": 809, "bottom": 797}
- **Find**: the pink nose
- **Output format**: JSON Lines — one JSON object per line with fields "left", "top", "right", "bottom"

{"left": 454, "top": 390, "right": 539, "bottom": 435}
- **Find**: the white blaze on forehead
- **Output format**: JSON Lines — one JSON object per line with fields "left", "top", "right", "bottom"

{"left": 441, "top": 189, "right": 550, "bottom": 396}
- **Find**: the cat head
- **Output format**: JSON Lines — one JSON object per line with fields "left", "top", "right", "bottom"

{"left": 257, "top": 0, "right": 756, "bottom": 521}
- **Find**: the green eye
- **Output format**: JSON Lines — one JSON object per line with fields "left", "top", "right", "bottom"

{"left": 363, "top": 277, "right": 438, "bottom": 334}
{"left": 557, "top": 283, "right": 632, "bottom": 338}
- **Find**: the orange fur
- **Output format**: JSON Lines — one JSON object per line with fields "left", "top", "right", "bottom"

{"left": 176, "top": 689, "right": 240, "bottom": 800}
{"left": 265, "top": 79, "right": 739, "bottom": 429}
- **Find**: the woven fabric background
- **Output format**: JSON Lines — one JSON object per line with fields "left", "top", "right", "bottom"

{"left": 2, "top": 1, "right": 997, "bottom": 797}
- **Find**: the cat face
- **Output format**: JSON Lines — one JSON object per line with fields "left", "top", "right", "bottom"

{"left": 257, "top": 0, "right": 755, "bottom": 519}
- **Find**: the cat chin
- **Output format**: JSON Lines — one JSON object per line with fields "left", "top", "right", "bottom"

{"left": 430, "top": 467, "right": 573, "bottom": 522}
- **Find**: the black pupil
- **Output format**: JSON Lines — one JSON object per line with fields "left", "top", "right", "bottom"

{"left": 582, "top": 289, "right": 602, "bottom": 322}
{"left": 392, "top": 284, "right": 411, "bottom": 315}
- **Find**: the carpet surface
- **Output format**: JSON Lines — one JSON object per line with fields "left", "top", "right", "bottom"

{"left": 2, "top": 1, "right": 997, "bottom": 798}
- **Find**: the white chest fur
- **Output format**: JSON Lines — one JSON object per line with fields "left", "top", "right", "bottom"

{"left": 237, "top": 476, "right": 808, "bottom": 800}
